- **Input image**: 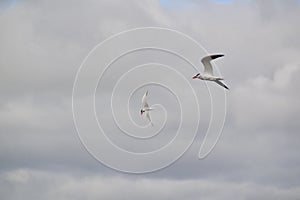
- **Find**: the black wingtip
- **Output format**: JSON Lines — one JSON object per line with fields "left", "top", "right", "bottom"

{"left": 222, "top": 82, "right": 229, "bottom": 90}
{"left": 210, "top": 54, "right": 224, "bottom": 60}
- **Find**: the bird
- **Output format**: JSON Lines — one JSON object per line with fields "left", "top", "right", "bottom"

{"left": 140, "top": 90, "right": 154, "bottom": 126}
{"left": 192, "top": 54, "right": 229, "bottom": 90}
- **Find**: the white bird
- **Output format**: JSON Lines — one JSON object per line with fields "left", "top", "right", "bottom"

{"left": 140, "top": 90, "right": 154, "bottom": 126}
{"left": 192, "top": 54, "right": 229, "bottom": 90}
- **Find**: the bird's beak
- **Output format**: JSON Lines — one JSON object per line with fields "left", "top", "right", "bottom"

{"left": 192, "top": 75, "right": 197, "bottom": 79}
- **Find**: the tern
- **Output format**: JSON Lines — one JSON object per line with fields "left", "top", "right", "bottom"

{"left": 140, "top": 90, "right": 154, "bottom": 126}
{"left": 192, "top": 54, "right": 229, "bottom": 90}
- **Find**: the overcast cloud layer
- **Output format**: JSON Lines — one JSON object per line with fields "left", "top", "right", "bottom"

{"left": 1, "top": 0, "right": 300, "bottom": 199}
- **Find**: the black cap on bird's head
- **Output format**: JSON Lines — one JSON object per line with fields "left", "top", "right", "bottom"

{"left": 192, "top": 73, "right": 200, "bottom": 79}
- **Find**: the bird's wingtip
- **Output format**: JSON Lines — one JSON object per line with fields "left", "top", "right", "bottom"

{"left": 210, "top": 54, "right": 225, "bottom": 59}
{"left": 224, "top": 84, "right": 230, "bottom": 90}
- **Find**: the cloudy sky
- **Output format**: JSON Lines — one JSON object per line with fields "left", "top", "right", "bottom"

{"left": 1, "top": 0, "right": 300, "bottom": 199}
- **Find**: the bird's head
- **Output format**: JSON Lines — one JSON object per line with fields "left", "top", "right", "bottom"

{"left": 192, "top": 73, "right": 200, "bottom": 79}
{"left": 140, "top": 109, "right": 145, "bottom": 115}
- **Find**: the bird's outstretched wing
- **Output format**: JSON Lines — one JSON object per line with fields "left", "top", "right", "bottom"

{"left": 201, "top": 54, "right": 224, "bottom": 75}
{"left": 142, "top": 90, "right": 149, "bottom": 108}
{"left": 146, "top": 112, "right": 153, "bottom": 126}
{"left": 215, "top": 80, "right": 229, "bottom": 90}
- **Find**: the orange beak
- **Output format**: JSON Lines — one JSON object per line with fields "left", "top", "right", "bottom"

{"left": 192, "top": 75, "right": 197, "bottom": 79}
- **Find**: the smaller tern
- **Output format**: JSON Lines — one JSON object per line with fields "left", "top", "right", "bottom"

{"left": 140, "top": 90, "right": 154, "bottom": 126}
{"left": 192, "top": 54, "right": 229, "bottom": 90}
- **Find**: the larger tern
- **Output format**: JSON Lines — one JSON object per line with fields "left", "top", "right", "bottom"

{"left": 140, "top": 90, "right": 154, "bottom": 126}
{"left": 192, "top": 54, "right": 229, "bottom": 90}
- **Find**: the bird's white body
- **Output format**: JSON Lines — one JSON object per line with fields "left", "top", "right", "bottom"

{"left": 141, "top": 91, "right": 154, "bottom": 126}
{"left": 192, "top": 54, "right": 229, "bottom": 90}
{"left": 196, "top": 74, "right": 224, "bottom": 81}
{"left": 141, "top": 107, "right": 153, "bottom": 112}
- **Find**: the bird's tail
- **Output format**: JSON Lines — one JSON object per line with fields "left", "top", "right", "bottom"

{"left": 215, "top": 80, "right": 229, "bottom": 90}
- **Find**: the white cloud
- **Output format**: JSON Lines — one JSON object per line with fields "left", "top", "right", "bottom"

{"left": 230, "top": 63, "right": 300, "bottom": 131}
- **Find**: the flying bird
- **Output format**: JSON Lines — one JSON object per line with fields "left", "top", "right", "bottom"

{"left": 140, "top": 90, "right": 154, "bottom": 126}
{"left": 192, "top": 54, "right": 229, "bottom": 90}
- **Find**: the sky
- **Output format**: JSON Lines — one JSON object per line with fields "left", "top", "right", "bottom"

{"left": 1, "top": 0, "right": 300, "bottom": 199}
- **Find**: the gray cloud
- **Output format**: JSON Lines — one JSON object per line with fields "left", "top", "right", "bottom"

{"left": 0, "top": 0, "right": 300, "bottom": 199}
{"left": 1, "top": 168, "right": 300, "bottom": 200}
